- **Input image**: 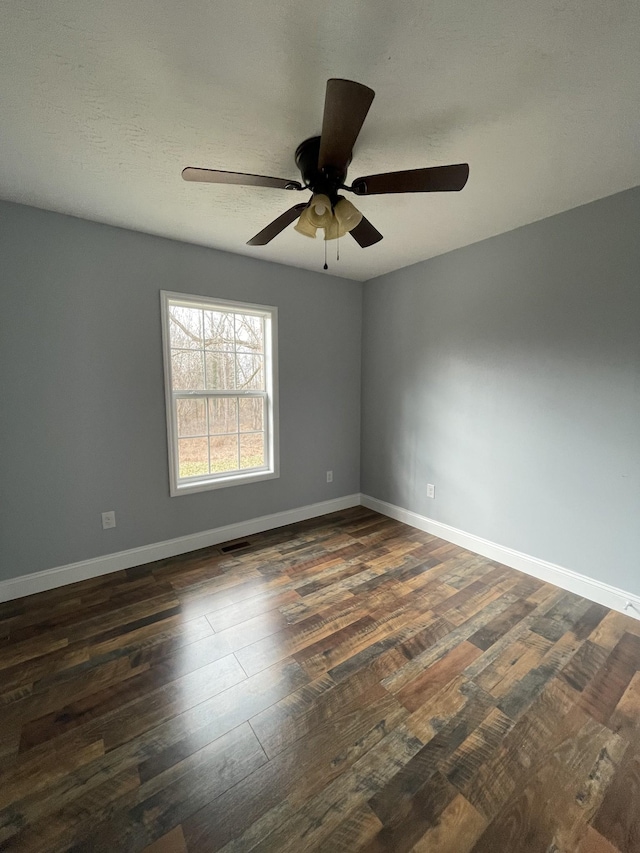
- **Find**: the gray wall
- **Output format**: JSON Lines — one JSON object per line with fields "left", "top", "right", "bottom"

{"left": 362, "top": 187, "right": 640, "bottom": 594}
{"left": 3, "top": 187, "right": 639, "bottom": 592}
{"left": 0, "top": 201, "right": 362, "bottom": 579}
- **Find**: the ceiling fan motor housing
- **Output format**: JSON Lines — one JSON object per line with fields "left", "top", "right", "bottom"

{"left": 295, "top": 136, "right": 351, "bottom": 202}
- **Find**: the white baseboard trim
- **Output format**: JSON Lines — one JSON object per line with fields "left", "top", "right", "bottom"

{"left": 361, "top": 493, "right": 640, "bottom": 621}
{"left": 6, "top": 492, "right": 639, "bottom": 621}
{"left": 0, "top": 494, "right": 361, "bottom": 603}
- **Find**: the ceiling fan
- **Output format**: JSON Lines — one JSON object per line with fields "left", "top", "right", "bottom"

{"left": 182, "top": 79, "right": 469, "bottom": 250}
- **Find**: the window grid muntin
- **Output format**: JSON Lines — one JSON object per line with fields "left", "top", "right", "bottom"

{"left": 172, "top": 389, "right": 268, "bottom": 481}
{"left": 169, "top": 309, "right": 265, "bottom": 393}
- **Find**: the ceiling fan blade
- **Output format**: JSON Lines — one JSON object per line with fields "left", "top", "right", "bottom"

{"left": 351, "top": 164, "right": 469, "bottom": 195}
{"left": 247, "top": 204, "right": 308, "bottom": 246}
{"left": 350, "top": 216, "right": 383, "bottom": 248}
{"left": 182, "top": 168, "right": 302, "bottom": 191}
{"left": 318, "top": 79, "right": 375, "bottom": 173}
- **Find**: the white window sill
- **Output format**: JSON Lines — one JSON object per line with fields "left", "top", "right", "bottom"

{"left": 170, "top": 468, "right": 279, "bottom": 497}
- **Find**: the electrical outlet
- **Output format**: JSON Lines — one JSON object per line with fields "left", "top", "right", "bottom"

{"left": 427, "top": 484, "right": 435, "bottom": 499}
{"left": 326, "top": 470, "right": 333, "bottom": 483}
{"left": 102, "top": 511, "right": 116, "bottom": 529}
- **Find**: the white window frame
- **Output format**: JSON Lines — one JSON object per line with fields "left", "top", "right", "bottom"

{"left": 161, "top": 290, "right": 279, "bottom": 496}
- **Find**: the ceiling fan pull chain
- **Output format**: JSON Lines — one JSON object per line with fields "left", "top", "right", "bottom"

{"left": 337, "top": 236, "right": 340, "bottom": 262}
{"left": 323, "top": 239, "right": 328, "bottom": 270}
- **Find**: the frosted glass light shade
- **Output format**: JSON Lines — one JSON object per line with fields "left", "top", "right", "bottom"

{"left": 294, "top": 207, "right": 318, "bottom": 238}
{"left": 334, "top": 198, "right": 363, "bottom": 233}
{"left": 324, "top": 217, "right": 341, "bottom": 241}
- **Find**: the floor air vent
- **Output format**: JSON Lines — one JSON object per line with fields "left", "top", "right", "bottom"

{"left": 220, "top": 541, "right": 251, "bottom": 553}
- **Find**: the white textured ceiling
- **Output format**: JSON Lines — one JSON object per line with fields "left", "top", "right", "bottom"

{"left": 1, "top": 1, "right": 639, "bottom": 281}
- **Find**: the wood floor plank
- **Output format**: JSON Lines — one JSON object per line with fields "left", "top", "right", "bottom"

{"left": 476, "top": 634, "right": 552, "bottom": 698}
{"left": 0, "top": 645, "right": 91, "bottom": 699}
{"left": 212, "top": 724, "right": 425, "bottom": 853}
{"left": 234, "top": 606, "right": 374, "bottom": 676}
{"left": 249, "top": 665, "right": 388, "bottom": 758}
{"left": 405, "top": 674, "right": 478, "bottom": 743}
{"left": 410, "top": 793, "right": 487, "bottom": 853}
{"left": 182, "top": 696, "right": 411, "bottom": 851}
{"left": 314, "top": 804, "right": 384, "bottom": 852}
{"left": 4, "top": 580, "right": 178, "bottom": 647}
{"left": 0, "top": 727, "right": 21, "bottom": 761}
{"left": 367, "top": 695, "right": 494, "bottom": 831}
{"left": 327, "top": 612, "right": 454, "bottom": 686}
{"left": 578, "top": 826, "right": 622, "bottom": 853}
{"left": 559, "top": 638, "right": 610, "bottom": 693}
{"left": 204, "top": 588, "right": 300, "bottom": 631}
{"left": 609, "top": 671, "right": 640, "bottom": 742}
{"left": 467, "top": 717, "right": 610, "bottom": 853}
{"left": 0, "top": 737, "right": 105, "bottom": 813}
{"left": 442, "top": 707, "right": 515, "bottom": 792}
{"left": 576, "top": 632, "right": 640, "bottom": 725}
{"left": 136, "top": 656, "right": 309, "bottom": 784}
{"left": 73, "top": 722, "right": 267, "bottom": 852}
{"left": 496, "top": 628, "right": 586, "bottom": 721}
{"left": 589, "top": 611, "right": 635, "bottom": 651}
{"left": 594, "top": 743, "right": 640, "bottom": 853}
{"left": 396, "top": 641, "right": 483, "bottom": 712}
{"left": 529, "top": 591, "right": 593, "bottom": 642}
{"left": 19, "top": 650, "right": 247, "bottom": 753}
{"left": 141, "top": 825, "right": 187, "bottom": 853}
{"left": 363, "top": 771, "right": 459, "bottom": 852}
{"left": 7, "top": 655, "right": 151, "bottom": 735}
{"left": 89, "top": 612, "right": 214, "bottom": 660}
{"left": 0, "top": 634, "right": 69, "bottom": 671}
{"left": 380, "top": 593, "right": 519, "bottom": 695}
{"left": 0, "top": 660, "right": 305, "bottom": 849}
{"left": 0, "top": 766, "right": 141, "bottom": 852}
{"left": 1, "top": 507, "right": 639, "bottom": 851}
{"left": 301, "top": 603, "right": 454, "bottom": 683}
{"left": 459, "top": 679, "right": 589, "bottom": 820}
{"left": 468, "top": 598, "right": 537, "bottom": 651}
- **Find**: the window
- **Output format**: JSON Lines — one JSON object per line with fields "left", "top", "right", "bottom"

{"left": 161, "top": 291, "right": 278, "bottom": 495}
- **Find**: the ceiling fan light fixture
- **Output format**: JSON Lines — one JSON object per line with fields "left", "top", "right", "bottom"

{"left": 184, "top": 79, "right": 469, "bottom": 250}
{"left": 293, "top": 206, "right": 318, "bottom": 238}
{"left": 334, "top": 197, "right": 363, "bottom": 233}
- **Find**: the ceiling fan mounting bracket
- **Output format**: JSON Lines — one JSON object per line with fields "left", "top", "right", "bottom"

{"left": 295, "top": 136, "right": 350, "bottom": 201}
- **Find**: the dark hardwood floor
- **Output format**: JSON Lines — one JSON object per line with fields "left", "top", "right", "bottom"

{"left": 1, "top": 507, "right": 640, "bottom": 852}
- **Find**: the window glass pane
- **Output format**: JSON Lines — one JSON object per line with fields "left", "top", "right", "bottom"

{"left": 205, "top": 352, "right": 236, "bottom": 390}
{"left": 209, "top": 435, "right": 239, "bottom": 473}
{"left": 177, "top": 398, "right": 206, "bottom": 437}
{"left": 169, "top": 306, "right": 203, "bottom": 349}
{"left": 178, "top": 437, "right": 208, "bottom": 478}
{"left": 204, "top": 311, "right": 235, "bottom": 351}
{"left": 235, "top": 314, "right": 264, "bottom": 353}
{"left": 239, "top": 397, "right": 263, "bottom": 433}
{"left": 240, "top": 433, "right": 264, "bottom": 469}
{"left": 172, "top": 350, "right": 204, "bottom": 390}
{"left": 236, "top": 354, "right": 264, "bottom": 390}
{"left": 208, "top": 397, "right": 238, "bottom": 435}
